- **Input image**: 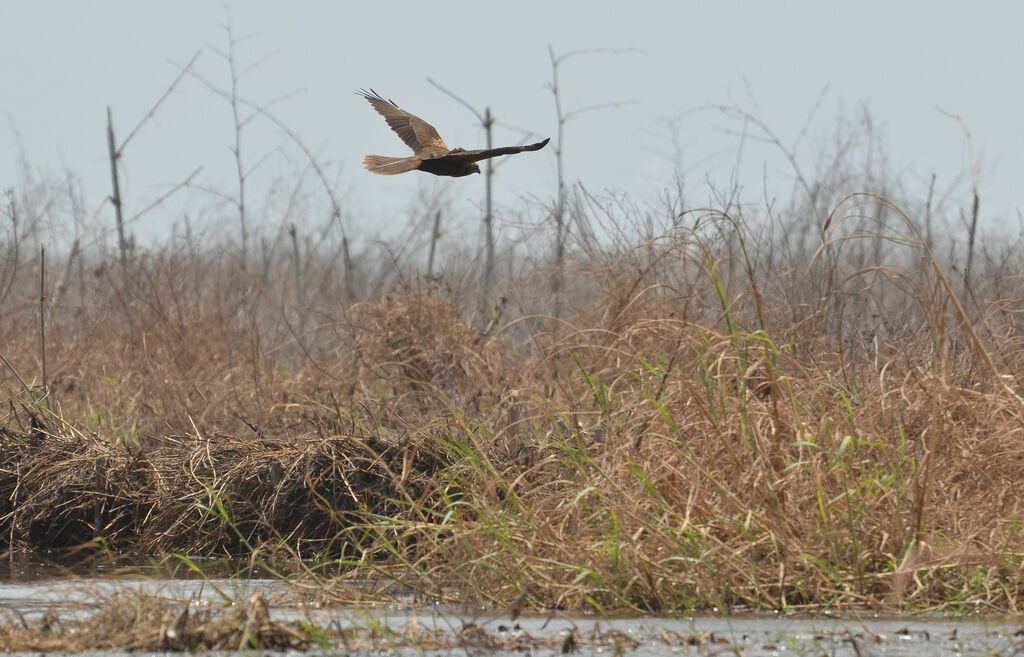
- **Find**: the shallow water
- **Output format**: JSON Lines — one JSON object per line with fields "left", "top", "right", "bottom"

{"left": 2, "top": 561, "right": 1023, "bottom": 656}
{"left": 345, "top": 610, "right": 1024, "bottom": 657}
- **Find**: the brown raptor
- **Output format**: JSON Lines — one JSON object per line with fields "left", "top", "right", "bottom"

{"left": 357, "top": 89, "right": 549, "bottom": 177}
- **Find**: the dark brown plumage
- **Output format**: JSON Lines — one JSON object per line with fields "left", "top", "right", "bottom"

{"left": 357, "top": 89, "right": 550, "bottom": 177}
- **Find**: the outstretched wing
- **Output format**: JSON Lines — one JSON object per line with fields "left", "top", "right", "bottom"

{"left": 357, "top": 89, "right": 450, "bottom": 158}
{"left": 438, "top": 138, "right": 551, "bottom": 164}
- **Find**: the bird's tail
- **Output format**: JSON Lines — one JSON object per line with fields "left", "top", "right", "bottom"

{"left": 363, "top": 154, "right": 421, "bottom": 175}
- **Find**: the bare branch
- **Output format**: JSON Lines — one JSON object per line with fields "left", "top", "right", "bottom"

{"left": 426, "top": 77, "right": 486, "bottom": 125}
{"left": 424, "top": 77, "right": 498, "bottom": 313}
{"left": 563, "top": 99, "right": 636, "bottom": 122}
{"left": 120, "top": 51, "right": 202, "bottom": 152}
{"left": 128, "top": 166, "right": 203, "bottom": 224}
{"left": 937, "top": 106, "right": 981, "bottom": 290}
{"left": 552, "top": 46, "right": 643, "bottom": 65}
{"left": 711, "top": 104, "right": 818, "bottom": 214}
{"left": 187, "top": 181, "right": 236, "bottom": 205}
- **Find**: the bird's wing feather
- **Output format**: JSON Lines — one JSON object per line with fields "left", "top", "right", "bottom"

{"left": 438, "top": 138, "right": 550, "bottom": 164}
{"left": 357, "top": 89, "right": 450, "bottom": 158}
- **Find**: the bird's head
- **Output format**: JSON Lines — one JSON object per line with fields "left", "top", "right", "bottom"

{"left": 452, "top": 164, "right": 480, "bottom": 177}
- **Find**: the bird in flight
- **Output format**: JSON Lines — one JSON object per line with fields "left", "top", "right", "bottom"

{"left": 357, "top": 89, "right": 550, "bottom": 177}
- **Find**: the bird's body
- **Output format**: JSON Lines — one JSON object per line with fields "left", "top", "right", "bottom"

{"left": 357, "top": 89, "right": 549, "bottom": 177}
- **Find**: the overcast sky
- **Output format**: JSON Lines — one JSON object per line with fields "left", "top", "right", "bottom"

{"left": 1, "top": 2, "right": 1021, "bottom": 248}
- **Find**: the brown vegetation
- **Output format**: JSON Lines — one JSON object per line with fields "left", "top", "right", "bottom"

{"left": 0, "top": 586, "right": 620, "bottom": 653}
{"left": 1, "top": 183, "right": 1023, "bottom": 618}
{"left": 3, "top": 73, "right": 1024, "bottom": 616}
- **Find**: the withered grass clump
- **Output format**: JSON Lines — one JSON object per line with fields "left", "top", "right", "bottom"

{"left": 0, "top": 590, "right": 309, "bottom": 653}
{"left": 2, "top": 195, "right": 1024, "bottom": 613}
{"left": 0, "top": 416, "right": 445, "bottom": 557}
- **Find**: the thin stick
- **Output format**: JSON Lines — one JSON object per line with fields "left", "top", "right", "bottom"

{"left": 94, "top": 456, "right": 107, "bottom": 539}
{"left": 425, "top": 78, "right": 497, "bottom": 312}
{"left": 483, "top": 107, "right": 494, "bottom": 307}
{"left": 0, "top": 351, "right": 30, "bottom": 392}
{"left": 188, "top": 68, "right": 354, "bottom": 300}
{"left": 103, "top": 52, "right": 201, "bottom": 267}
{"left": 427, "top": 209, "right": 441, "bottom": 278}
{"left": 289, "top": 223, "right": 304, "bottom": 307}
{"left": 39, "top": 246, "right": 46, "bottom": 393}
{"left": 119, "top": 51, "right": 201, "bottom": 151}
{"left": 938, "top": 108, "right": 980, "bottom": 291}
{"left": 548, "top": 46, "right": 568, "bottom": 317}
{"left": 106, "top": 108, "right": 127, "bottom": 267}
{"left": 226, "top": 21, "right": 249, "bottom": 271}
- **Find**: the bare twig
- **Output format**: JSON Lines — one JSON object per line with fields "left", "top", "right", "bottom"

{"left": 106, "top": 51, "right": 201, "bottom": 267}
{"left": 0, "top": 190, "right": 19, "bottom": 306}
{"left": 427, "top": 209, "right": 442, "bottom": 278}
{"left": 120, "top": 51, "right": 201, "bottom": 150}
{"left": 546, "top": 47, "right": 638, "bottom": 316}
{"left": 924, "top": 172, "right": 936, "bottom": 252}
{"left": 0, "top": 350, "right": 31, "bottom": 394}
{"left": 712, "top": 103, "right": 820, "bottom": 218}
{"left": 127, "top": 167, "right": 203, "bottom": 224}
{"left": 225, "top": 21, "right": 250, "bottom": 269}
{"left": 938, "top": 107, "right": 980, "bottom": 291}
{"left": 57, "top": 170, "right": 87, "bottom": 305}
{"left": 38, "top": 246, "right": 46, "bottom": 393}
{"left": 426, "top": 78, "right": 497, "bottom": 310}
{"left": 288, "top": 223, "right": 304, "bottom": 307}
{"left": 106, "top": 108, "right": 127, "bottom": 267}
{"left": 187, "top": 59, "right": 353, "bottom": 301}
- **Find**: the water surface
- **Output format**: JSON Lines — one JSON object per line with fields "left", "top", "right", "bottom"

{"left": 1, "top": 559, "right": 1021, "bottom": 656}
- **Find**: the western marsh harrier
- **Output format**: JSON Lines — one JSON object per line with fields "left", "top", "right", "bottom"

{"left": 357, "top": 89, "right": 549, "bottom": 177}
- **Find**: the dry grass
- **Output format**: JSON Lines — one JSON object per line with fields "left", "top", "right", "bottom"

{"left": 1, "top": 189, "right": 1024, "bottom": 617}
{"left": 0, "top": 586, "right": 618, "bottom": 653}
{"left": 0, "top": 590, "right": 308, "bottom": 653}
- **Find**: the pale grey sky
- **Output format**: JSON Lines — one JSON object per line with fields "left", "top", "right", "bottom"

{"left": 1, "top": 2, "right": 1021, "bottom": 247}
